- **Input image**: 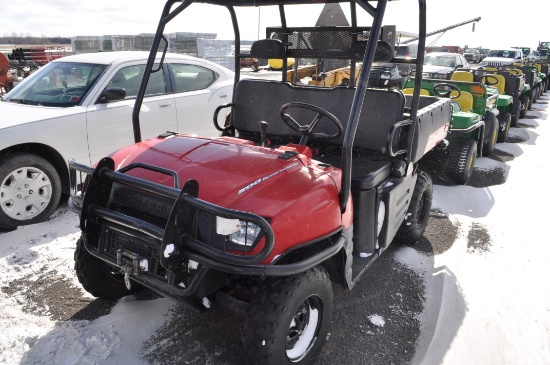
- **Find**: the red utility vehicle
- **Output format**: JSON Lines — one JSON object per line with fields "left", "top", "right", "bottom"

{"left": 69, "top": 0, "right": 451, "bottom": 363}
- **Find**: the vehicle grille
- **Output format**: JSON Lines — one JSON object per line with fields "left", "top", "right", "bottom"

{"left": 485, "top": 62, "right": 507, "bottom": 67}
{"left": 102, "top": 228, "right": 165, "bottom": 278}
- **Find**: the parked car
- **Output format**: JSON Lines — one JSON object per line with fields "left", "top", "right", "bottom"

{"left": 480, "top": 48, "right": 524, "bottom": 67}
{"left": 0, "top": 51, "right": 234, "bottom": 230}
{"left": 421, "top": 52, "right": 470, "bottom": 79}
{"left": 513, "top": 47, "right": 539, "bottom": 62}
{"left": 463, "top": 48, "right": 482, "bottom": 63}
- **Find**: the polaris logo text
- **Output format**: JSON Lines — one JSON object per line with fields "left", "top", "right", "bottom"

{"left": 238, "top": 163, "right": 299, "bottom": 195}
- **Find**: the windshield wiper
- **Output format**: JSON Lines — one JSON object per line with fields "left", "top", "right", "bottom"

{"left": 8, "top": 98, "right": 39, "bottom": 105}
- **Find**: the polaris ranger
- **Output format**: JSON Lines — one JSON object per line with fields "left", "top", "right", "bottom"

{"left": 68, "top": 1, "right": 451, "bottom": 363}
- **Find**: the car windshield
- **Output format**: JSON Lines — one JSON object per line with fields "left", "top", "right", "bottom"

{"left": 424, "top": 54, "right": 456, "bottom": 67}
{"left": 464, "top": 49, "right": 477, "bottom": 53}
{"left": 487, "top": 50, "right": 517, "bottom": 58}
{"left": 3, "top": 62, "right": 107, "bottom": 107}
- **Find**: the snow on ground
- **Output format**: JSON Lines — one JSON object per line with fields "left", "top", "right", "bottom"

{"left": 1, "top": 97, "right": 549, "bottom": 364}
{"left": 409, "top": 99, "right": 550, "bottom": 365}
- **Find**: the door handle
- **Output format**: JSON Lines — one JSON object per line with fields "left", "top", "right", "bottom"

{"left": 219, "top": 93, "right": 228, "bottom": 99}
{"left": 159, "top": 103, "right": 172, "bottom": 108}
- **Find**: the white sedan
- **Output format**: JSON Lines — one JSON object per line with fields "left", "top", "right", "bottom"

{"left": 0, "top": 51, "right": 234, "bottom": 230}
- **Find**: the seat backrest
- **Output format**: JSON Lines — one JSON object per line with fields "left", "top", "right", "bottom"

{"left": 403, "top": 88, "right": 430, "bottom": 96}
{"left": 232, "top": 79, "right": 405, "bottom": 154}
{"left": 451, "top": 71, "right": 474, "bottom": 82}
{"left": 488, "top": 74, "right": 506, "bottom": 94}
{"left": 250, "top": 39, "right": 286, "bottom": 59}
{"left": 450, "top": 90, "right": 474, "bottom": 112}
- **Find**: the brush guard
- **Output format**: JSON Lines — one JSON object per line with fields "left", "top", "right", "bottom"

{"left": 68, "top": 158, "right": 344, "bottom": 306}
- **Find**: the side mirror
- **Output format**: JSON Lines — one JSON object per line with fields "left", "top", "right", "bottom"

{"left": 98, "top": 87, "right": 126, "bottom": 103}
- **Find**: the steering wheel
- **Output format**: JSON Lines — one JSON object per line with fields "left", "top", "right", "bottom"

{"left": 480, "top": 74, "right": 499, "bottom": 86}
{"left": 433, "top": 83, "right": 462, "bottom": 99}
{"left": 279, "top": 102, "right": 343, "bottom": 146}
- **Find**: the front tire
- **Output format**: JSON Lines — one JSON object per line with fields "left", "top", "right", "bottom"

{"left": 74, "top": 237, "right": 140, "bottom": 299}
{"left": 497, "top": 112, "right": 511, "bottom": 143}
{"left": 0, "top": 152, "right": 61, "bottom": 230}
{"left": 242, "top": 267, "right": 333, "bottom": 365}
{"left": 394, "top": 170, "right": 433, "bottom": 244}
{"left": 446, "top": 139, "right": 477, "bottom": 185}
{"left": 519, "top": 95, "right": 529, "bottom": 119}
{"left": 483, "top": 116, "right": 498, "bottom": 156}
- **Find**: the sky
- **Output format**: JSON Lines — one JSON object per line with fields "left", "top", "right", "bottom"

{"left": 0, "top": 87, "right": 549, "bottom": 364}
{"left": 0, "top": 0, "right": 546, "bottom": 51}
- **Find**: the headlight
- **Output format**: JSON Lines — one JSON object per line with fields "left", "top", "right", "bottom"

{"left": 380, "top": 74, "right": 390, "bottom": 79}
{"left": 228, "top": 221, "right": 262, "bottom": 246}
{"left": 480, "top": 61, "right": 487, "bottom": 66}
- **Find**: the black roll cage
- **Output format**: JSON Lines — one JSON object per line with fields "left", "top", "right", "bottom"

{"left": 132, "top": 0, "right": 427, "bottom": 213}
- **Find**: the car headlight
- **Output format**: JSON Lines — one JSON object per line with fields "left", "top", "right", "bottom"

{"left": 380, "top": 74, "right": 390, "bottom": 79}
{"left": 480, "top": 61, "right": 487, "bottom": 66}
{"left": 228, "top": 221, "right": 262, "bottom": 246}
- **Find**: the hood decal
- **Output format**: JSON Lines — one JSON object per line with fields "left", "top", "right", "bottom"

{"left": 238, "top": 162, "right": 299, "bottom": 195}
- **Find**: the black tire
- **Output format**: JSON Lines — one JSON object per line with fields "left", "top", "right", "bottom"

{"left": 394, "top": 170, "right": 433, "bottom": 244}
{"left": 511, "top": 102, "right": 520, "bottom": 127}
{"left": 528, "top": 91, "right": 535, "bottom": 110}
{"left": 497, "top": 112, "right": 511, "bottom": 143}
{"left": 519, "top": 95, "right": 529, "bottom": 119}
{"left": 74, "top": 237, "right": 140, "bottom": 299}
{"left": 0, "top": 152, "right": 62, "bottom": 230}
{"left": 446, "top": 139, "right": 477, "bottom": 185}
{"left": 483, "top": 115, "right": 498, "bottom": 156}
{"left": 242, "top": 267, "right": 333, "bottom": 365}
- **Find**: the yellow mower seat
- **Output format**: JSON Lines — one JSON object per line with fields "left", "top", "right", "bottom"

{"left": 484, "top": 73, "right": 506, "bottom": 94}
{"left": 451, "top": 71, "right": 474, "bottom": 82}
{"left": 402, "top": 88, "right": 430, "bottom": 96}
{"left": 450, "top": 90, "right": 474, "bottom": 112}
{"left": 507, "top": 68, "right": 523, "bottom": 75}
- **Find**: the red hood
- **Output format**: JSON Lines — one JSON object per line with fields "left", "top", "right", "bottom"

{"left": 108, "top": 134, "right": 345, "bottom": 261}
{"left": 110, "top": 135, "right": 335, "bottom": 212}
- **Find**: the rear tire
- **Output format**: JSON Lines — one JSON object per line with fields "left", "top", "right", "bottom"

{"left": 497, "top": 112, "right": 511, "bottom": 143}
{"left": 0, "top": 152, "right": 62, "bottom": 230}
{"left": 242, "top": 267, "right": 333, "bottom": 365}
{"left": 74, "top": 237, "right": 140, "bottom": 299}
{"left": 394, "top": 170, "right": 432, "bottom": 244}
{"left": 446, "top": 139, "right": 477, "bottom": 185}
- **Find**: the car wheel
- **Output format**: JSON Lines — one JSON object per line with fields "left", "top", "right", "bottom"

{"left": 483, "top": 115, "right": 498, "bottom": 156}
{"left": 0, "top": 152, "right": 61, "bottom": 230}
{"left": 497, "top": 112, "right": 511, "bottom": 143}
{"left": 394, "top": 169, "right": 432, "bottom": 244}
{"left": 242, "top": 267, "right": 333, "bottom": 365}
{"left": 446, "top": 139, "right": 477, "bottom": 185}
{"left": 74, "top": 236, "right": 141, "bottom": 299}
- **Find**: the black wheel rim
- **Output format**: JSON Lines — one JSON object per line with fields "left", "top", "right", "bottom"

{"left": 286, "top": 295, "right": 323, "bottom": 362}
